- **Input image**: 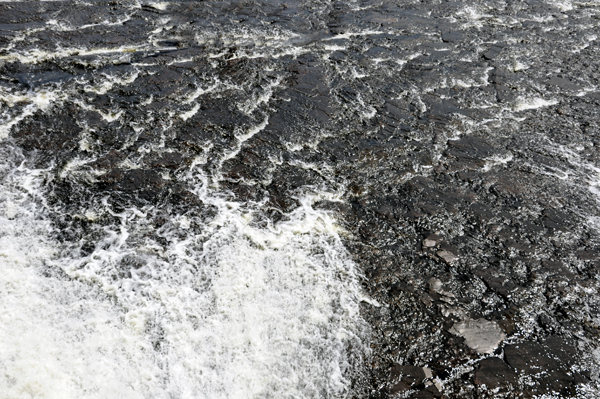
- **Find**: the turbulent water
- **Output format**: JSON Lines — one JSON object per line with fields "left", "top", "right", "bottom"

{"left": 2, "top": 0, "right": 600, "bottom": 398}
{"left": 0, "top": 3, "right": 370, "bottom": 398}
{"left": 0, "top": 145, "right": 367, "bottom": 398}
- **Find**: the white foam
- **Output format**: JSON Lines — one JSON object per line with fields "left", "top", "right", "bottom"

{"left": 83, "top": 70, "right": 139, "bottom": 96}
{"left": 0, "top": 88, "right": 64, "bottom": 139}
{"left": 323, "top": 30, "right": 386, "bottom": 41}
{"left": 546, "top": 0, "right": 575, "bottom": 11}
{"left": 0, "top": 145, "right": 368, "bottom": 399}
{"left": 147, "top": 2, "right": 169, "bottom": 11}
{"left": 179, "top": 103, "right": 200, "bottom": 121}
{"left": 220, "top": 117, "right": 270, "bottom": 167}
{"left": 182, "top": 81, "right": 221, "bottom": 104}
{"left": 0, "top": 46, "right": 174, "bottom": 65}
{"left": 0, "top": 148, "right": 158, "bottom": 399}
{"left": 0, "top": 21, "right": 370, "bottom": 397}
{"left": 454, "top": 6, "right": 493, "bottom": 29}
{"left": 512, "top": 60, "right": 529, "bottom": 72}
{"left": 513, "top": 97, "right": 558, "bottom": 111}
{"left": 482, "top": 152, "right": 514, "bottom": 172}
{"left": 239, "top": 76, "right": 284, "bottom": 115}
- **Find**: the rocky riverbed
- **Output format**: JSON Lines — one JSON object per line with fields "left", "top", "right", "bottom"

{"left": 1, "top": 0, "right": 600, "bottom": 398}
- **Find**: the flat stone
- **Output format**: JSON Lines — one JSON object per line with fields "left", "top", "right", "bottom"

{"left": 450, "top": 318, "right": 505, "bottom": 354}
{"left": 474, "top": 269, "right": 518, "bottom": 299}
{"left": 546, "top": 77, "right": 583, "bottom": 91}
{"left": 410, "top": 391, "right": 436, "bottom": 399}
{"left": 474, "top": 357, "right": 517, "bottom": 388}
{"left": 389, "top": 380, "right": 410, "bottom": 394}
{"left": 150, "top": 152, "right": 185, "bottom": 169}
{"left": 437, "top": 250, "right": 458, "bottom": 264}
{"left": 428, "top": 277, "right": 455, "bottom": 298}
{"left": 423, "top": 233, "right": 442, "bottom": 247}
{"left": 504, "top": 341, "right": 559, "bottom": 373}
{"left": 441, "top": 31, "right": 463, "bottom": 43}
{"left": 542, "top": 208, "right": 571, "bottom": 231}
{"left": 428, "top": 277, "right": 443, "bottom": 293}
{"left": 503, "top": 338, "right": 586, "bottom": 395}
{"left": 483, "top": 45, "right": 505, "bottom": 61}
{"left": 446, "top": 136, "right": 496, "bottom": 160}
{"left": 540, "top": 260, "right": 574, "bottom": 277}
{"left": 390, "top": 364, "right": 426, "bottom": 386}
{"left": 17, "top": 71, "right": 74, "bottom": 88}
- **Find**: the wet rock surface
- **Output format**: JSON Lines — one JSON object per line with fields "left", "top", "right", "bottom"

{"left": 2, "top": 0, "right": 600, "bottom": 397}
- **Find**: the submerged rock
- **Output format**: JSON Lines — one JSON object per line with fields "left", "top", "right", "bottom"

{"left": 1, "top": 0, "right": 600, "bottom": 398}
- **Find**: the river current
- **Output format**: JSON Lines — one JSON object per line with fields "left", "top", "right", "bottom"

{"left": 2, "top": 1, "right": 600, "bottom": 398}
{"left": 0, "top": 9, "right": 369, "bottom": 399}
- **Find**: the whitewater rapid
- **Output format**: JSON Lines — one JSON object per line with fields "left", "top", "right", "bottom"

{"left": 0, "top": 141, "right": 368, "bottom": 399}
{"left": 0, "top": 4, "right": 377, "bottom": 396}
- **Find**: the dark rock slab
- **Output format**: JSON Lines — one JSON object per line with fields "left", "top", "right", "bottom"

{"left": 441, "top": 32, "right": 463, "bottom": 43}
{"left": 474, "top": 357, "right": 517, "bottom": 388}
{"left": 483, "top": 45, "right": 505, "bottom": 61}
{"left": 504, "top": 337, "right": 587, "bottom": 395}
{"left": 546, "top": 77, "right": 583, "bottom": 91}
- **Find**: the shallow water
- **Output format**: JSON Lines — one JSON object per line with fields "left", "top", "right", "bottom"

{"left": 0, "top": 146, "right": 368, "bottom": 399}
{"left": 2, "top": 1, "right": 600, "bottom": 398}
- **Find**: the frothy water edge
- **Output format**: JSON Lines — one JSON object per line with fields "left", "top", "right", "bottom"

{"left": 0, "top": 143, "right": 370, "bottom": 399}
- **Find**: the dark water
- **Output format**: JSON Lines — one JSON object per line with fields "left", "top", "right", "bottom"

{"left": 1, "top": 1, "right": 600, "bottom": 398}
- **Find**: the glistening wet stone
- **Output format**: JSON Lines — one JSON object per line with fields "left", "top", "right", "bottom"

{"left": 1, "top": 0, "right": 600, "bottom": 398}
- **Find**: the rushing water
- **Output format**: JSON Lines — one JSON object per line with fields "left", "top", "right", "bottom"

{"left": 0, "top": 128, "right": 369, "bottom": 399}
{"left": 0, "top": 74, "right": 369, "bottom": 397}
{"left": 3, "top": 1, "right": 600, "bottom": 398}
{"left": 0, "top": 3, "right": 372, "bottom": 397}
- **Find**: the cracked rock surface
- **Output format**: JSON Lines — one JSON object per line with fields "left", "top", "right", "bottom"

{"left": 1, "top": 0, "right": 600, "bottom": 398}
